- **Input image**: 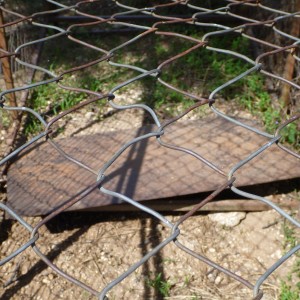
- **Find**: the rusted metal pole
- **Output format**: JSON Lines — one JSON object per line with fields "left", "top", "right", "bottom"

{"left": 0, "top": 7, "right": 17, "bottom": 119}
{"left": 280, "top": 0, "right": 300, "bottom": 111}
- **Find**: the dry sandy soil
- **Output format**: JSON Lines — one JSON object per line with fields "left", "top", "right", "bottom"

{"left": 0, "top": 208, "right": 298, "bottom": 300}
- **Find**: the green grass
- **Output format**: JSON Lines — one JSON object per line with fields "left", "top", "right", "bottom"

{"left": 24, "top": 32, "right": 138, "bottom": 137}
{"left": 280, "top": 281, "right": 300, "bottom": 300}
{"left": 283, "top": 220, "right": 298, "bottom": 250}
{"left": 24, "top": 82, "right": 86, "bottom": 136}
{"left": 280, "top": 216, "right": 300, "bottom": 300}
{"left": 146, "top": 273, "right": 172, "bottom": 298}
{"left": 129, "top": 33, "right": 253, "bottom": 113}
{"left": 152, "top": 31, "right": 298, "bottom": 147}
{"left": 0, "top": 108, "right": 10, "bottom": 129}
{"left": 23, "top": 26, "right": 299, "bottom": 148}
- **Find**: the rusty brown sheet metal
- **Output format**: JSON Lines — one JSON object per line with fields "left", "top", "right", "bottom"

{"left": 7, "top": 116, "right": 300, "bottom": 216}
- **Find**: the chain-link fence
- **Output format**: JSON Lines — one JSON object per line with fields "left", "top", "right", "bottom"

{"left": 0, "top": 1, "right": 300, "bottom": 299}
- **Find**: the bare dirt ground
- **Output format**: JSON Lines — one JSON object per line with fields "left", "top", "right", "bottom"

{"left": 1, "top": 92, "right": 299, "bottom": 300}
{"left": 0, "top": 208, "right": 297, "bottom": 300}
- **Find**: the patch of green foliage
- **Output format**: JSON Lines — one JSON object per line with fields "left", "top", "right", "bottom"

{"left": 280, "top": 281, "right": 300, "bottom": 300}
{"left": 25, "top": 82, "right": 85, "bottom": 136}
{"left": 136, "top": 32, "right": 254, "bottom": 113}
{"left": 144, "top": 29, "right": 298, "bottom": 147}
{"left": 146, "top": 273, "right": 172, "bottom": 298}
{"left": 0, "top": 107, "right": 10, "bottom": 129}
{"left": 280, "top": 217, "right": 300, "bottom": 300}
{"left": 24, "top": 26, "right": 299, "bottom": 147}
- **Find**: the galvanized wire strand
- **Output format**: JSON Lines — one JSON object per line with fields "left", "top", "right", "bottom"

{"left": 97, "top": 130, "right": 163, "bottom": 181}
{"left": 31, "top": 243, "right": 100, "bottom": 297}
{"left": 232, "top": 186, "right": 300, "bottom": 228}
{"left": 0, "top": 203, "right": 37, "bottom": 266}
{"left": 258, "top": 2, "right": 300, "bottom": 17}
{"left": 98, "top": 232, "right": 180, "bottom": 300}
{"left": 0, "top": 130, "right": 48, "bottom": 166}
{"left": 253, "top": 243, "right": 300, "bottom": 297}
{"left": 208, "top": 65, "right": 275, "bottom": 139}
{"left": 187, "top": 0, "right": 300, "bottom": 51}
{"left": 157, "top": 137, "right": 225, "bottom": 177}
{"left": 100, "top": 187, "right": 173, "bottom": 228}
{"left": 228, "top": 136, "right": 282, "bottom": 180}
{"left": 157, "top": 103, "right": 225, "bottom": 176}
{"left": 114, "top": 0, "right": 185, "bottom": 21}
{"left": 0, "top": 78, "right": 60, "bottom": 103}
{"left": 275, "top": 114, "right": 300, "bottom": 159}
{"left": 108, "top": 69, "right": 160, "bottom": 95}
{"left": 173, "top": 239, "right": 258, "bottom": 291}
{"left": 172, "top": 179, "right": 261, "bottom": 294}
{"left": 27, "top": 179, "right": 113, "bottom": 296}
{"left": 0, "top": 104, "right": 49, "bottom": 164}
{"left": 1, "top": 1, "right": 300, "bottom": 299}
{"left": 47, "top": 139, "right": 98, "bottom": 175}
{"left": 210, "top": 104, "right": 274, "bottom": 139}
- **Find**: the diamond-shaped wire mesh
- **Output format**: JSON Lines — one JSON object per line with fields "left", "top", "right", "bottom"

{"left": 0, "top": 1, "right": 300, "bottom": 299}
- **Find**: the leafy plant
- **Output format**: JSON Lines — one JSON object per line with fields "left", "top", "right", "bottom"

{"left": 23, "top": 26, "right": 299, "bottom": 147}
{"left": 148, "top": 29, "right": 299, "bottom": 147}
{"left": 280, "top": 281, "right": 300, "bottom": 300}
{"left": 280, "top": 218, "right": 300, "bottom": 300}
{"left": 283, "top": 221, "right": 298, "bottom": 250}
{"left": 25, "top": 82, "right": 86, "bottom": 136}
{"left": 0, "top": 108, "right": 11, "bottom": 129}
{"left": 146, "top": 273, "right": 172, "bottom": 298}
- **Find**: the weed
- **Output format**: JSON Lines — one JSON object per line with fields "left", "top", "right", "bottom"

{"left": 23, "top": 26, "right": 299, "bottom": 147}
{"left": 162, "top": 257, "right": 176, "bottom": 264}
{"left": 80, "top": 290, "right": 92, "bottom": 299}
{"left": 280, "top": 217, "right": 300, "bottom": 299}
{"left": 0, "top": 109, "right": 11, "bottom": 129}
{"left": 280, "top": 281, "right": 300, "bottom": 300}
{"left": 150, "top": 30, "right": 299, "bottom": 147}
{"left": 24, "top": 117, "right": 43, "bottom": 136}
{"left": 25, "top": 82, "right": 86, "bottom": 136}
{"left": 235, "top": 71, "right": 298, "bottom": 147}
{"left": 282, "top": 220, "right": 298, "bottom": 250}
{"left": 183, "top": 274, "right": 192, "bottom": 287}
{"left": 146, "top": 272, "right": 172, "bottom": 298}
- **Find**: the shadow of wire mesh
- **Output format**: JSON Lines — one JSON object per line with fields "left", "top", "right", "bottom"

{"left": 0, "top": 1, "right": 300, "bottom": 299}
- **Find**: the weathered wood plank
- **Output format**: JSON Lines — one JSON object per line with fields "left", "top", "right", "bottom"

{"left": 77, "top": 198, "right": 300, "bottom": 212}
{"left": 7, "top": 116, "right": 300, "bottom": 216}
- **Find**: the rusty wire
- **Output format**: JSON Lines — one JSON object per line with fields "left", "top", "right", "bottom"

{"left": 0, "top": 0, "right": 299, "bottom": 299}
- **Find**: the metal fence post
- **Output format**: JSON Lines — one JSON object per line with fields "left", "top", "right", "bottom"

{"left": 0, "top": 6, "right": 17, "bottom": 119}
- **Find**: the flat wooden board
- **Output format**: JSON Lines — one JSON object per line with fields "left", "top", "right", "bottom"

{"left": 7, "top": 116, "right": 300, "bottom": 216}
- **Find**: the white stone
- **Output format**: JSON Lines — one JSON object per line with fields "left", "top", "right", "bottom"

{"left": 215, "top": 276, "right": 222, "bottom": 285}
{"left": 207, "top": 273, "right": 215, "bottom": 283}
{"left": 208, "top": 212, "right": 246, "bottom": 227}
{"left": 85, "top": 111, "right": 95, "bottom": 119}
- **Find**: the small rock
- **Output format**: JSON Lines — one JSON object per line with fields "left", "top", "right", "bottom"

{"left": 208, "top": 212, "right": 246, "bottom": 227}
{"left": 48, "top": 274, "right": 54, "bottom": 280}
{"left": 215, "top": 275, "right": 222, "bottom": 285}
{"left": 85, "top": 112, "right": 95, "bottom": 119}
{"left": 42, "top": 278, "right": 50, "bottom": 284}
{"left": 207, "top": 273, "right": 215, "bottom": 283}
{"left": 271, "top": 249, "right": 281, "bottom": 259}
